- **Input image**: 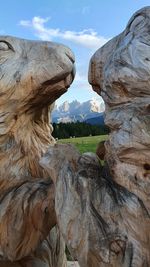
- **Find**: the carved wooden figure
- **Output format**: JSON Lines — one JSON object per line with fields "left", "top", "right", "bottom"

{"left": 41, "top": 7, "right": 150, "bottom": 267}
{"left": 0, "top": 36, "right": 75, "bottom": 267}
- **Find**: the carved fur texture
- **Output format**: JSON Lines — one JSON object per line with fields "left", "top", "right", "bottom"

{"left": 0, "top": 36, "right": 75, "bottom": 267}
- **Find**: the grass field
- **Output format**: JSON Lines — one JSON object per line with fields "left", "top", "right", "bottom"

{"left": 58, "top": 135, "right": 107, "bottom": 154}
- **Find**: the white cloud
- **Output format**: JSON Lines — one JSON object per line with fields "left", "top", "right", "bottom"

{"left": 19, "top": 16, "right": 109, "bottom": 49}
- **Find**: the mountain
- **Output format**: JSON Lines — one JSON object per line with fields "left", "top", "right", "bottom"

{"left": 52, "top": 99, "right": 105, "bottom": 124}
{"left": 85, "top": 114, "right": 104, "bottom": 126}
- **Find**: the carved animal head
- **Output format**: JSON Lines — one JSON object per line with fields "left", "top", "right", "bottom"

{"left": 0, "top": 37, "right": 74, "bottom": 262}
{"left": 0, "top": 36, "right": 75, "bottom": 178}
{"left": 88, "top": 7, "right": 150, "bottom": 215}
{"left": 89, "top": 6, "right": 150, "bottom": 105}
{"left": 88, "top": 6, "right": 150, "bottom": 167}
{"left": 0, "top": 36, "right": 75, "bottom": 135}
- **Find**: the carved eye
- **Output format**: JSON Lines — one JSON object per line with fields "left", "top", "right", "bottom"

{"left": 0, "top": 41, "right": 14, "bottom": 51}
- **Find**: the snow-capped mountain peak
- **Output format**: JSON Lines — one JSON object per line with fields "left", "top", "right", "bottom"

{"left": 90, "top": 98, "right": 102, "bottom": 113}
{"left": 52, "top": 98, "right": 105, "bottom": 123}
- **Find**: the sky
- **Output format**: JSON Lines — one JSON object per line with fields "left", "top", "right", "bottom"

{"left": 0, "top": 0, "right": 150, "bottom": 105}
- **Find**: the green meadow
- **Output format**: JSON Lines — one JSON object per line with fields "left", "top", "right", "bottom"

{"left": 58, "top": 135, "right": 107, "bottom": 154}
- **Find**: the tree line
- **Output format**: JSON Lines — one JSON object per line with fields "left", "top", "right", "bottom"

{"left": 52, "top": 122, "right": 109, "bottom": 139}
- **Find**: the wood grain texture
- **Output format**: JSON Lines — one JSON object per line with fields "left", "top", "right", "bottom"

{"left": 0, "top": 36, "right": 75, "bottom": 266}
{"left": 41, "top": 7, "right": 150, "bottom": 267}
{"left": 89, "top": 6, "right": 150, "bottom": 266}
{"left": 40, "top": 144, "right": 150, "bottom": 267}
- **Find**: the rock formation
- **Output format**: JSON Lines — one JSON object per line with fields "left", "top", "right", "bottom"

{"left": 0, "top": 36, "right": 75, "bottom": 267}
{"left": 41, "top": 7, "right": 150, "bottom": 267}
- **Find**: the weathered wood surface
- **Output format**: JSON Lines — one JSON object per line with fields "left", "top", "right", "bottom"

{"left": 68, "top": 262, "right": 79, "bottom": 267}
{"left": 89, "top": 6, "right": 150, "bottom": 266}
{"left": 89, "top": 6, "right": 150, "bottom": 210}
{"left": 41, "top": 7, "right": 150, "bottom": 267}
{"left": 0, "top": 36, "right": 75, "bottom": 266}
{"left": 40, "top": 144, "right": 150, "bottom": 266}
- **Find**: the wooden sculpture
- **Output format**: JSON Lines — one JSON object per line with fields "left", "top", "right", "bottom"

{"left": 0, "top": 36, "right": 75, "bottom": 267}
{"left": 41, "top": 7, "right": 150, "bottom": 267}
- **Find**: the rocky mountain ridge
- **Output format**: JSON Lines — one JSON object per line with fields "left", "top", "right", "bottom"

{"left": 52, "top": 99, "right": 105, "bottom": 123}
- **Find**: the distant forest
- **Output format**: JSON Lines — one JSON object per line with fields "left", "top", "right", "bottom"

{"left": 52, "top": 122, "right": 109, "bottom": 139}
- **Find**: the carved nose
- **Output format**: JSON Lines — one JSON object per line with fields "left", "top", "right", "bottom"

{"left": 64, "top": 47, "right": 75, "bottom": 64}
{"left": 60, "top": 45, "right": 76, "bottom": 78}
{"left": 41, "top": 41, "right": 76, "bottom": 81}
{"left": 43, "top": 42, "right": 75, "bottom": 64}
{"left": 53, "top": 43, "right": 75, "bottom": 64}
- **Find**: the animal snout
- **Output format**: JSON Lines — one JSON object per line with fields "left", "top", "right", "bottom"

{"left": 46, "top": 42, "right": 76, "bottom": 79}
{"left": 63, "top": 46, "right": 75, "bottom": 64}
{"left": 55, "top": 44, "right": 76, "bottom": 81}
{"left": 64, "top": 46, "right": 76, "bottom": 79}
{"left": 45, "top": 41, "right": 75, "bottom": 64}
{"left": 60, "top": 44, "right": 75, "bottom": 71}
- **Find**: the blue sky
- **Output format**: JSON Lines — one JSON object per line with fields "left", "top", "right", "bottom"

{"left": 0, "top": 0, "right": 150, "bottom": 105}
